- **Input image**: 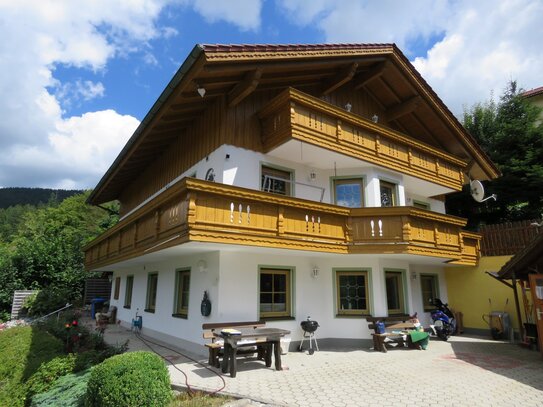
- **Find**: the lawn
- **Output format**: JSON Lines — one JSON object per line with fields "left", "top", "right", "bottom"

{"left": 0, "top": 326, "right": 64, "bottom": 407}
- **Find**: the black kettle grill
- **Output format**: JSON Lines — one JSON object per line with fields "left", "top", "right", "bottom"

{"left": 299, "top": 316, "right": 320, "bottom": 354}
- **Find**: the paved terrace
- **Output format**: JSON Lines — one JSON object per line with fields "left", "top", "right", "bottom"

{"left": 98, "top": 323, "right": 543, "bottom": 407}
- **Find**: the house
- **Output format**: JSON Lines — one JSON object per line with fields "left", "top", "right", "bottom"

{"left": 521, "top": 86, "right": 543, "bottom": 125}
{"left": 84, "top": 44, "right": 499, "bottom": 354}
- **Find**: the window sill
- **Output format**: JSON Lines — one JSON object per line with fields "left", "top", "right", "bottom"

{"left": 172, "top": 313, "right": 188, "bottom": 319}
{"left": 144, "top": 308, "right": 155, "bottom": 313}
{"left": 123, "top": 305, "right": 131, "bottom": 309}
{"left": 335, "top": 314, "right": 368, "bottom": 318}
{"left": 260, "top": 316, "right": 295, "bottom": 322}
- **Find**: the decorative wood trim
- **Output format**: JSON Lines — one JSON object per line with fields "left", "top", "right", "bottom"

{"left": 354, "top": 60, "right": 388, "bottom": 90}
{"left": 259, "top": 87, "right": 467, "bottom": 191}
{"left": 84, "top": 178, "right": 480, "bottom": 270}
{"left": 228, "top": 68, "right": 262, "bottom": 107}
{"left": 322, "top": 62, "right": 358, "bottom": 95}
{"left": 385, "top": 95, "right": 422, "bottom": 122}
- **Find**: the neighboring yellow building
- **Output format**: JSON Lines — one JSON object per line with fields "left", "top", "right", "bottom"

{"left": 445, "top": 256, "right": 514, "bottom": 333}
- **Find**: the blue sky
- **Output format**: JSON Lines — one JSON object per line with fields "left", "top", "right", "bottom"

{"left": 0, "top": 0, "right": 542, "bottom": 190}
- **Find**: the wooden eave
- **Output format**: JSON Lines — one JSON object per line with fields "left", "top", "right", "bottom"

{"left": 498, "top": 232, "right": 543, "bottom": 280}
{"left": 88, "top": 43, "right": 499, "bottom": 206}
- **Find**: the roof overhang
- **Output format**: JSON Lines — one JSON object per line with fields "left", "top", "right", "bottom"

{"left": 497, "top": 231, "right": 543, "bottom": 280}
{"left": 88, "top": 43, "right": 500, "bottom": 206}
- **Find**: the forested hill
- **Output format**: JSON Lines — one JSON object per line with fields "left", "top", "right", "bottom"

{"left": 0, "top": 187, "right": 83, "bottom": 209}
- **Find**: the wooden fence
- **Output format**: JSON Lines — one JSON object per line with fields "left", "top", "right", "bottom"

{"left": 480, "top": 220, "right": 541, "bottom": 256}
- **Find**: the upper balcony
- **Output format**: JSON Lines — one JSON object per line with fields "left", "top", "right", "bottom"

{"left": 258, "top": 88, "right": 467, "bottom": 191}
{"left": 84, "top": 178, "right": 480, "bottom": 271}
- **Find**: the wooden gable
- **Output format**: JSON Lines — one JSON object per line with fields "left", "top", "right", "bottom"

{"left": 88, "top": 43, "right": 499, "bottom": 208}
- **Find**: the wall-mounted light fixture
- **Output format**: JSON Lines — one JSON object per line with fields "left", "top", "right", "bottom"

{"left": 197, "top": 85, "right": 206, "bottom": 98}
{"left": 345, "top": 102, "right": 352, "bottom": 112}
{"left": 197, "top": 259, "right": 207, "bottom": 273}
{"left": 108, "top": 274, "right": 113, "bottom": 283}
{"left": 311, "top": 266, "right": 319, "bottom": 279}
{"left": 309, "top": 169, "right": 317, "bottom": 182}
{"left": 372, "top": 114, "right": 379, "bottom": 123}
{"left": 410, "top": 271, "right": 417, "bottom": 280}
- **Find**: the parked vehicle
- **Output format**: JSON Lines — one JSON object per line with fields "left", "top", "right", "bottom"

{"left": 429, "top": 298, "right": 456, "bottom": 341}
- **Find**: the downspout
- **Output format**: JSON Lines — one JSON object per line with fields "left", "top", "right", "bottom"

{"left": 511, "top": 272, "right": 525, "bottom": 341}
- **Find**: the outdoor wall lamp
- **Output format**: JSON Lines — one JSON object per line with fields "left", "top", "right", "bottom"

{"left": 311, "top": 266, "right": 319, "bottom": 278}
{"left": 345, "top": 102, "right": 352, "bottom": 112}
{"left": 372, "top": 114, "right": 379, "bottom": 123}
{"left": 197, "top": 85, "right": 206, "bottom": 98}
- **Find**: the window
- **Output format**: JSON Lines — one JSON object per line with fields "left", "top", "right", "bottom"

{"left": 173, "top": 269, "right": 191, "bottom": 318}
{"left": 113, "top": 277, "right": 121, "bottom": 300}
{"left": 261, "top": 165, "right": 292, "bottom": 196}
{"left": 145, "top": 272, "right": 158, "bottom": 313}
{"left": 380, "top": 180, "right": 397, "bottom": 207}
{"left": 259, "top": 268, "right": 291, "bottom": 318}
{"left": 385, "top": 271, "right": 405, "bottom": 315}
{"left": 336, "top": 270, "right": 370, "bottom": 316}
{"left": 124, "top": 275, "right": 134, "bottom": 309}
{"left": 333, "top": 178, "right": 364, "bottom": 208}
{"left": 420, "top": 274, "right": 439, "bottom": 312}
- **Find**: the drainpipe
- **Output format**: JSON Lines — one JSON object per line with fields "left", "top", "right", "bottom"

{"left": 511, "top": 272, "right": 525, "bottom": 341}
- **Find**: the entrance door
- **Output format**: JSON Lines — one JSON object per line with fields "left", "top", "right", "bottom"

{"left": 528, "top": 274, "right": 543, "bottom": 356}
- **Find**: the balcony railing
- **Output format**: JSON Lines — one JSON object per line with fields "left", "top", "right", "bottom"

{"left": 84, "top": 178, "right": 480, "bottom": 270}
{"left": 258, "top": 88, "right": 467, "bottom": 191}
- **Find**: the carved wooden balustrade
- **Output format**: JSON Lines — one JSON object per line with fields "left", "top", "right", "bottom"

{"left": 84, "top": 178, "right": 480, "bottom": 270}
{"left": 259, "top": 88, "right": 467, "bottom": 191}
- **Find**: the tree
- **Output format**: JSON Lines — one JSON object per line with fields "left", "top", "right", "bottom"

{"left": 447, "top": 80, "right": 543, "bottom": 227}
{"left": 0, "top": 192, "right": 118, "bottom": 320}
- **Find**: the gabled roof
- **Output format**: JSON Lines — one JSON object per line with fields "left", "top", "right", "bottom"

{"left": 522, "top": 86, "right": 543, "bottom": 99}
{"left": 88, "top": 43, "right": 499, "bottom": 205}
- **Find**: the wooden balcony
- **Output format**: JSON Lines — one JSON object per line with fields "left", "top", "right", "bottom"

{"left": 258, "top": 88, "right": 467, "bottom": 191}
{"left": 85, "top": 179, "right": 480, "bottom": 270}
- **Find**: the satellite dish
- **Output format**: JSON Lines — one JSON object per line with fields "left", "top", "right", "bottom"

{"left": 470, "top": 179, "right": 497, "bottom": 203}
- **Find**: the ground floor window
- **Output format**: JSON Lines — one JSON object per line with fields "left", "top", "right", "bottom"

{"left": 173, "top": 269, "right": 191, "bottom": 318}
{"left": 336, "top": 269, "right": 370, "bottom": 316}
{"left": 420, "top": 274, "right": 439, "bottom": 311}
{"left": 385, "top": 270, "right": 405, "bottom": 315}
{"left": 145, "top": 272, "right": 158, "bottom": 313}
{"left": 259, "top": 268, "right": 291, "bottom": 318}
{"left": 124, "top": 275, "right": 133, "bottom": 309}
{"left": 113, "top": 276, "right": 120, "bottom": 300}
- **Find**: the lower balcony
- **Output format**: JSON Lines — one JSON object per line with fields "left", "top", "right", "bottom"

{"left": 84, "top": 178, "right": 480, "bottom": 270}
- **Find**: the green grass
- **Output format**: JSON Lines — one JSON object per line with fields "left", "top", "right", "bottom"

{"left": 0, "top": 326, "right": 64, "bottom": 407}
{"left": 169, "top": 391, "right": 233, "bottom": 407}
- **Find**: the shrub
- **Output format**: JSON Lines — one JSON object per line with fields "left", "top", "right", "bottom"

{"left": 85, "top": 351, "right": 172, "bottom": 407}
{"left": 30, "top": 369, "right": 91, "bottom": 407}
{"left": 0, "top": 326, "right": 64, "bottom": 407}
{"left": 26, "top": 354, "right": 77, "bottom": 401}
{"left": 26, "top": 288, "right": 79, "bottom": 317}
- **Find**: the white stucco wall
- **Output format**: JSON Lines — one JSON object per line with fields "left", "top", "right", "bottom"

{"left": 193, "top": 145, "right": 448, "bottom": 209}
{"left": 108, "top": 248, "right": 447, "bottom": 350}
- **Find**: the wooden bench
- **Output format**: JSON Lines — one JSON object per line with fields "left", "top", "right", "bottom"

{"left": 202, "top": 321, "right": 267, "bottom": 367}
{"left": 367, "top": 316, "right": 417, "bottom": 353}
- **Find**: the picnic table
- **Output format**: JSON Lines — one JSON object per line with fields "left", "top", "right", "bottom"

{"left": 218, "top": 327, "right": 290, "bottom": 378}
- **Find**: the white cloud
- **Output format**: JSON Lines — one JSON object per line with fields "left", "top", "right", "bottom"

{"left": 192, "top": 0, "right": 262, "bottom": 31}
{"left": 278, "top": 0, "right": 543, "bottom": 116}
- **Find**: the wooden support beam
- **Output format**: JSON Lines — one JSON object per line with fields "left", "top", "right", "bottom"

{"left": 228, "top": 68, "right": 262, "bottom": 107}
{"left": 321, "top": 63, "right": 358, "bottom": 95}
{"left": 385, "top": 95, "right": 422, "bottom": 122}
{"left": 353, "top": 61, "right": 388, "bottom": 90}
